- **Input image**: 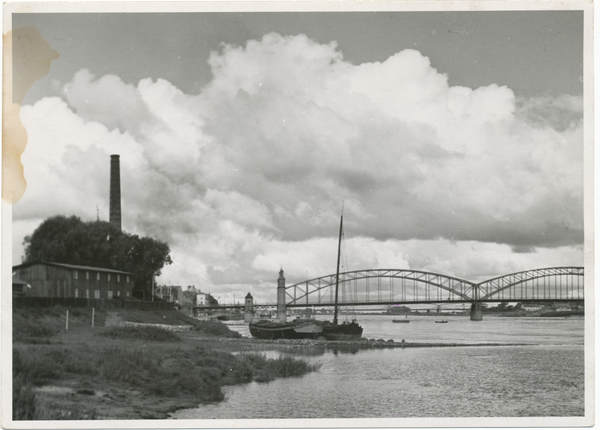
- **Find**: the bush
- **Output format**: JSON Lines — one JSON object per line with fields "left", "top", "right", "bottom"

{"left": 98, "top": 326, "right": 181, "bottom": 342}
{"left": 193, "top": 321, "right": 242, "bottom": 338}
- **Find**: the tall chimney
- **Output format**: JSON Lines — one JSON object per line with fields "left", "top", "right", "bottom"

{"left": 109, "top": 154, "right": 122, "bottom": 231}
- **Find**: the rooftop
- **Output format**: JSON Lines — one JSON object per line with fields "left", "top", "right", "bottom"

{"left": 13, "top": 261, "right": 133, "bottom": 275}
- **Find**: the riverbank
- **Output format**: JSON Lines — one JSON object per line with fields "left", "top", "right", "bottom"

{"left": 216, "top": 336, "right": 532, "bottom": 351}
{"left": 12, "top": 306, "right": 320, "bottom": 420}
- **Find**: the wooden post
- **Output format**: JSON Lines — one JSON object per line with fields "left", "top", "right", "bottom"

{"left": 66, "top": 310, "right": 69, "bottom": 331}
{"left": 92, "top": 307, "right": 95, "bottom": 328}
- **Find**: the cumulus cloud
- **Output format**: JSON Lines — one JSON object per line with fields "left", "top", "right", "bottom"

{"left": 13, "top": 33, "right": 584, "bottom": 301}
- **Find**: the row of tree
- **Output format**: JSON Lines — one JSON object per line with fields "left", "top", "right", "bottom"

{"left": 22, "top": 215, "right": 172, "bottom": 293}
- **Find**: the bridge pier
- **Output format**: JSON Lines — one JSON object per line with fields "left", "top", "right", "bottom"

{"left": 470, "top": 303, "right": 483, "bottom": 321}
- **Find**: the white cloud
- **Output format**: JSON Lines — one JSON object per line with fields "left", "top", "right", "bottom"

{"left": 13, "top": 33, "right": 583, "bottom": 298}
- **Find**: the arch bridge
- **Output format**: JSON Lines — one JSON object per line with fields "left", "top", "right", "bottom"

{"left": 284, "top": 267, "right": 585, "bottom": 320}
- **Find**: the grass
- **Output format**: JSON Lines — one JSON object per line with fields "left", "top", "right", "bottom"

{"left": 13, "top": 375, "right": 36, "bottom": 420}
{"left": 13, "top": 344, "right": 319, "bottom": 419}
{"left": 98, "top": 326, "right": 182, "bottom": 342}
{"left": 12, "top": 306, "right": 320, "bottom": 419}
{"left": 239, "top": 353, "right": 321, "bottom": 382}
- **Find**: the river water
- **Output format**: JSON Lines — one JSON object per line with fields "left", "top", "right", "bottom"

{"left": 173, "top": 315, "right": 585, "bottom": 419}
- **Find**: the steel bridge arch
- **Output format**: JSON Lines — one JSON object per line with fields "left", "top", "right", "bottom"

{"left": 285, "top": 269, "right": 477, "bottom": 305}
{"left": 477, "top": 266, "right": 585, "bottom": 300}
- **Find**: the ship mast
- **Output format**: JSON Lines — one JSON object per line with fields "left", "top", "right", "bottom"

{"left": 333, "top": 208, "right": 343, "bottom": 326}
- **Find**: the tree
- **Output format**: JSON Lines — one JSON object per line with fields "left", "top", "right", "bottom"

{"left": 22, "top": 215, "right": 172, "bottom": 294}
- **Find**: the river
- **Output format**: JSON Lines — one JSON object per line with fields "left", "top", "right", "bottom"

{"left": 172, "top": 314, "right": 585, "bottom": 419}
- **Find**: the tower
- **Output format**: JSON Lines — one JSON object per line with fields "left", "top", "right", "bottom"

{"left": 244, "top": 293, "right": 254, "bottom": 323}
{"left": 109, "top": 154, "right": 122, "bottom": 231}
{"left": 277, "top": 268, "right": 287, "bottom": 323}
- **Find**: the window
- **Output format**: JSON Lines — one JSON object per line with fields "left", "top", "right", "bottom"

{"left": 126, "top": 291, "right": 130, "bottom": 297}
{"left": 86, "top": 271, "right": 89, "bottom": 280}
{"left": 86, "top": 289, "right": 89, "bottom": 299}
{"left": 108, "top": 274, "right": 111, "bottom": 281}
{"left": 97, "top": 273, "right": 100, "bottom": 281}
{"left": 74, "top": 288, "right": 78, "bottom": 298}
{"left": 94, "top": 290, "right": 100, "bottom": 299}
{"left": 126, "top": 276, "right": 130, "bottom": 283}
{"left": 117, "top": 275, "right": 120, "bottom": 282}
{"left": 107, "top": 290, "right": 113, "bottom": 299}
{"left": 73, "top": 271, "right": 78, "bottom": 280}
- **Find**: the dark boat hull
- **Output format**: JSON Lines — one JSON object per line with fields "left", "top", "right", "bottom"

{"left": 249, "top": 320, "right": 323, "bottom": 340}
{"left": 321, "top": 321, "right": 363, "bottom": 341}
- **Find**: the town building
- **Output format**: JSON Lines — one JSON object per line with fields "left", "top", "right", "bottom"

{"left": 196, "top": 292, "right": 210, "bottom": 306}
{"left": 156, "top": 285, "right": 183, "bottom": 304}
{"left": 13, "top": 262, "right": 134, "bottom": 299}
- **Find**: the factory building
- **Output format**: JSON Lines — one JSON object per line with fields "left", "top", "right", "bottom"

{"left": 13, "top": 262, "right": 134, "bottom": 299}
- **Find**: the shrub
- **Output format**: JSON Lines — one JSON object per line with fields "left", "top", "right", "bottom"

{"left": 193, "top": 321, "right": 242, "bottom": 338}
{"left": 97, "top": 326, "right": 181, "bottom": 342}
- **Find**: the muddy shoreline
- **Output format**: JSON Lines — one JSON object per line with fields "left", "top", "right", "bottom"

{"left": 217, "top": 336, "right": 533, "bottom": 349}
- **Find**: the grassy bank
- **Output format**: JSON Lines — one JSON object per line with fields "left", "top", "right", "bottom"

{"left": 12, "top": 306, "right": 320, "bottom": 420}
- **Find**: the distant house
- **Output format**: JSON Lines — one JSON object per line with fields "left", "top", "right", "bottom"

{"left": 196, "top": 292, "right": 210, "bottom": 306}
{"left": 180, "top": 286, "right": 219, "bottom": 309}
{"left": 13, "top": 262, "right": 134, "bottom": 299}
{"left": 156, "top": 285, "right": 183, "bottom": 304}
{"left": 181, "top": 286, "right": 199, "bottom": 308}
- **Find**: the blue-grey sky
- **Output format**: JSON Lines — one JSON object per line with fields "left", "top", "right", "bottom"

{"left": 16, "top": 11, "right": 583, "bottom": 103}
{"left": 11, "top": 9, "right": 585, "bottom": 300}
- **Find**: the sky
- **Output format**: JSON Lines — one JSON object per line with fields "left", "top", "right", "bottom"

{"left": 10, "top": 9, "right": 585, "bottom": 304}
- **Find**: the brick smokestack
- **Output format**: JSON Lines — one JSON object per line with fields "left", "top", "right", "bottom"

{"left": 109, "top": 154, "right": 122, "bottom": 231}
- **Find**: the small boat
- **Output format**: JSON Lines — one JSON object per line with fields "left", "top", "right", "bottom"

{"left": 435, "top": 320, "right": 448, "bottom": 323}
{"left": 393, "top": 319, "right": 410, "bottom": 323}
